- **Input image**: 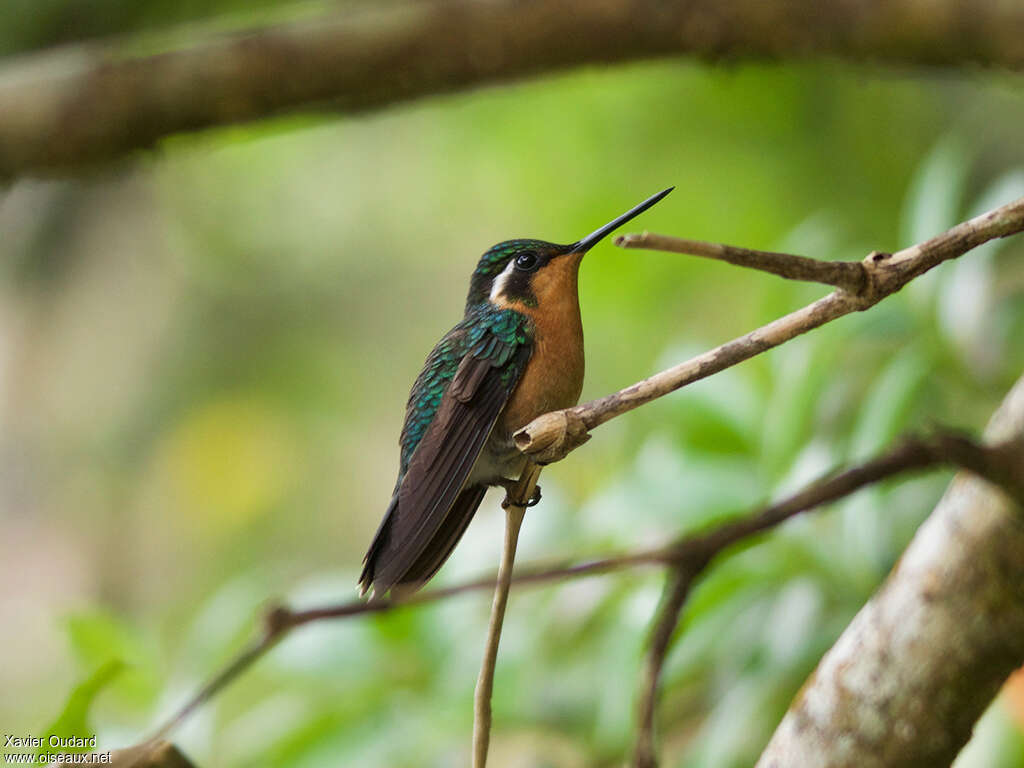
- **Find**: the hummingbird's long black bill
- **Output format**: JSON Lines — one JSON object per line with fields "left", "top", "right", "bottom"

{"left": 569, "top": 187, "right": 674, "bottom": 254}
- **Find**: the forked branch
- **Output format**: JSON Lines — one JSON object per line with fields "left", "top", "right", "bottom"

{"left": 515, "top": 196, "right": 1024, "bottom": 463}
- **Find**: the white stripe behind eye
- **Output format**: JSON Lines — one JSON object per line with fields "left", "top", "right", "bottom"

{"left": 489, "top": 259, "right": 518, "bottom": 301}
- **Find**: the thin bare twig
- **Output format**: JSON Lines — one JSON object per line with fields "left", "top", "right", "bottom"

{"left": 633, "top": 566, "right": 697, "bottom": 768}
{"left": 516, "top": 196, "right": 1024, "bottom": 464}
{"left": 150, "top": 634, "right": 280, "bottom": 744}
{"left": 615, "top": 233, "right": 867, "bottom": 292}
{"left": 473, "top": 463, "right": 541, "bottom": 768}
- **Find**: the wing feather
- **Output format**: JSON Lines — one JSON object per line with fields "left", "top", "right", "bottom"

{"left": 398, "top": 485, "right": 488, "bottom": 587}
{"left": 361, "top": 312, "right": 532, "bottom": 594}
{"left": 370, "top": 363, "right": 510, "bottom": 591}
{"left": 449, "top": 353, "right": 490, "bottom": 403}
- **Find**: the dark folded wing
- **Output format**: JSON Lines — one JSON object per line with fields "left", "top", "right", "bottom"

{"left": 397, "top": 484, "right": 488, "bottom": 587}
{"left": 362, "top": 313, "right": 532, "bottom": 594}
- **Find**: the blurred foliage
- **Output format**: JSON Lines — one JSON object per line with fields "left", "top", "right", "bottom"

{"left": 2, "top": 7, "right": 1024, "bottom": 767}
{"left": 36, "top": 660, "right": 122, "bottom": 761}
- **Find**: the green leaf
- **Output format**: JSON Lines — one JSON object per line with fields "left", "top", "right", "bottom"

{"left": 66, "top": 611, "right": 144, "bottom": 668}
{"left": 968, "top": 169, "right": 1024, "bottom": 220}
{"left": 902, "top": 135, "right": 970, "bottom": 308}
{"left": 761, "top": 336, "right": 838, "bottom": 476}
{"left": 64, "top": 609, "right": 161, "bottom": 709}
{"left": 848, "top": 348, "right": 932, "bottom": 460}
{"left": 936, "top": 170, "right": 1024, "bottom": 371}
{"left": 37, "top": 660, "right": 123, "bottom": 759}
{"left": 902, "top": 134, "right": 969, "bottom": 247}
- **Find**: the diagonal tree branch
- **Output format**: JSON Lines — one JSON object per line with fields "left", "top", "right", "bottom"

{"left": 515, "top": 196, "right": 1024, "bottom": 464}
{"left": 2, "top": 0, "right": 1024, "bottom": 178}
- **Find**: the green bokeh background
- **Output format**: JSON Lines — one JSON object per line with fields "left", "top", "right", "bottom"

{"left": 2, "top": 9, "right": 1024, "bottom": 767}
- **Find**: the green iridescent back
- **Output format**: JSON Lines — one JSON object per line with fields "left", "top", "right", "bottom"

{"left": 398, "top": 304, "right": 532, "bottom": 476}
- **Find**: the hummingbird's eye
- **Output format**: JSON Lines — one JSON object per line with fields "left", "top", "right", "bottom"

{"left": 514, "top": 251, "right": 539, "bottom": 271}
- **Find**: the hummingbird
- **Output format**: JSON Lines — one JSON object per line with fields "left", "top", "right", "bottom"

{"left": 360, "top": 188, "right": 673, "bottom": 596}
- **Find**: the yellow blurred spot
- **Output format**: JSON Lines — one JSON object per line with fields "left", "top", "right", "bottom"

{"left": 158, "top": 396, "right": 298, "bottom": 532}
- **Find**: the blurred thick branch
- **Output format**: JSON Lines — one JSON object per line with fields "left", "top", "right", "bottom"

{"left": 2, "top": 0, "right": 1024, "bottom": 177}
{"left": 516, "top": 196, "right": 1024, "bottom": 463}
{"left": 756, "top": 376, "right": 1024, "bottom": 768}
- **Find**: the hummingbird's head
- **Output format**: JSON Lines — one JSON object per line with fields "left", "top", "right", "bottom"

{"left": 468, "top": 239, "right": 572, "bottom": 311}
{"left": 465, "top": 187, "right": 674, "bottom": 312}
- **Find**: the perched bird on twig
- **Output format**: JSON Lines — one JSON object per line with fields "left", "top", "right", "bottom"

{"left": 360, "top": 188, "right": 673, "bottom": 596}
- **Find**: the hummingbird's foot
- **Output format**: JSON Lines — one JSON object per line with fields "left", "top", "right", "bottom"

{"left": 499, "top": 481, "right": 542, "bottom": 509}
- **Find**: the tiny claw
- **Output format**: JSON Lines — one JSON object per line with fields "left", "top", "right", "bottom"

{"left": 525, "top": 485, "right": 542, "bottom": 507}
{"left": 500, "top": 482, "right": 542, "bottom": 509}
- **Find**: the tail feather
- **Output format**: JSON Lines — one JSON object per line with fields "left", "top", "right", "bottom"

{"left": 400, "top": 485, "right": 487, "bottom": 586}
{"left": 359, "top": 493, "right": 398, "bottom": 595}
{"left": 360, "top": 485, "right": 487, "bottom": 596}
